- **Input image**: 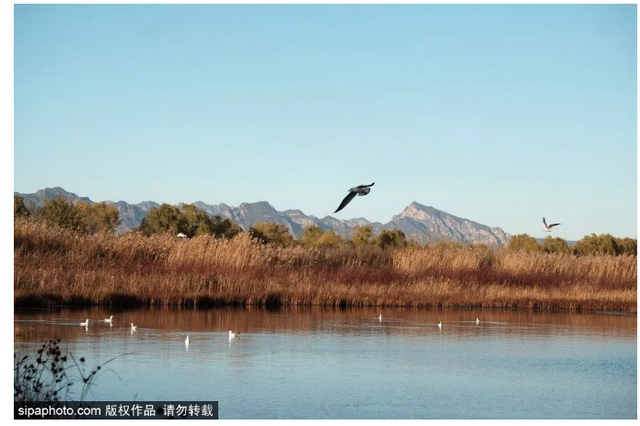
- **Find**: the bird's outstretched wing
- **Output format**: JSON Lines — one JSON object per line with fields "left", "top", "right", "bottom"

{"left": 335, "top": 191, "right": 357, "bottom": 213}
{"left": 543, "top": 217, "right": 548, "bottom": 227}
{"left": 548, "top": 223, "right": 561, "bottom": 228}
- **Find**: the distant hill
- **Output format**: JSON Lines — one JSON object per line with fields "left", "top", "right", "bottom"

{"left": 387, "top": 202, "right": 511, "bottom": 246}
{"left": 15, "top": 187, "right": 512, "bottom": 247}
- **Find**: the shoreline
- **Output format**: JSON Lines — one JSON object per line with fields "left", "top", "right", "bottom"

{"left": 13, "top": 297, "right": 637, "bottom": 316}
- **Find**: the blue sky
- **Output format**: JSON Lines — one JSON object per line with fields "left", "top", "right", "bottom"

{"left": 13, "top": 4, "right": 637, "bottom": 240}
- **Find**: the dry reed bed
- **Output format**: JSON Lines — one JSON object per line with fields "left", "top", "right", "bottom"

{"left": 13, "top": 221, "right": 637, "bottom": 312}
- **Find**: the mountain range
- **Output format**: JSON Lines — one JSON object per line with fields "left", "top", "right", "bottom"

{"left": 15, "top": 187, "right": 512, "bottom": 246}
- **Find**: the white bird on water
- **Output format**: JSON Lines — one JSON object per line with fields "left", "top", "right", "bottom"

{"left": 378, "top": 314, "right": 382, "bottom": 322}
{"left": 104, "top": 315, "right": 113, "bottom": 324}
{"left": 476, "top": 318, "right": 480, "bottom": 325}
{"left": 229, "top": 330, "right": 239, "bottom": 339}
{"left": 80, "top": 319, "right": 89, "bottom": 327}
{"left": 542, "top": 217, "right": 561, "bottom": 232}
{"left": 131, "top": 323, "right": 137, "bottom": 332}
{"left": 438, "top": 321, "right": 442, "bottom": 329}
{"left": 185, "top": 335, "right": 190, "bottom": 348}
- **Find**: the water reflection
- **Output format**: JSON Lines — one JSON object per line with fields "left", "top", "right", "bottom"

{"left": 14, "top": 306, "right": 637, "bottom": 344}
{"left": 14, "top": 306, "right": 636, "bottom": 419}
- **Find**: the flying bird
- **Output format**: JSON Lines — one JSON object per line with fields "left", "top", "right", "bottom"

{"left": 104, "top": 315, "right": 113, "bottom": 324}
{"left": 228, "top": 330, "right": 239, "bottom": 339}
{"left": 80, "top": 319, "right": 89, "bottom": 327}
{"left": 131, "top": 323, "right": 137, "bottom": 332}
{"left": 542, "top": 217, "right": 561, "bottom": 232}
{"left": 185, "top": 335, "right": 190, "bottom": 348}
{"left": 334, "top": 183, "right": 375, "bottom": 213}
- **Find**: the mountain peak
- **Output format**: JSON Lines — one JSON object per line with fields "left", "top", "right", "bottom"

{"left": 37, "top": 187, "right": 73, "bottom": 197}
{"left": 388, "top": 202, "right": 510, "bottom": 246}
{"left": 238, "top": 201, "right": 276, "bottom": 211}
{"left": 24, "top": 187, "right": 93, "bottom": 207}
{"left": 394, "top": 202, "right": 440, "bottom": 220}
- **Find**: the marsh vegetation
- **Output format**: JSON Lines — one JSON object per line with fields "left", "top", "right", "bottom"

{"left": 14, "top": 220, "right": 636, "bottom": 312}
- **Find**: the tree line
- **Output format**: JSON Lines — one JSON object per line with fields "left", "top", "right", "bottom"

{"left": 506, "top": 233, "right": 636, "bottom": 256}
{"left": 137, "top": 203, "right": 241, "bottom": 239}
{"left": 14, "top": 194, "right": 119, "bottom": 235}
{"left": 14, "top": 195, "right": 636, "bottom": 255}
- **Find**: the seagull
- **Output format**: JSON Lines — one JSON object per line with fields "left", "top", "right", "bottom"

{"left": 228, "top": 330, "right": 239, "bottom": 339}
{"left": 438, "top": 321, "right": 442, "bottom": 329}
{"left": 542, "top": 217, "right": 561, "bottom": 232}
{"left": 131, "top": 323, "right": 137, "bottom": 332}
{"left": 104, "top": 315, "right": 113, "bottom": 324}
{"left": 476, "top": 318, "right": 480, "bottom": 325}
{"left": 80, "top": 319, "right": 89, "bottom": 327}
{"left": 334, "top": 183, "right": 375, "bottom": 213}
{"left": 378, "top": 314, "right": 382, "bottom": 322}
{"left": 185, "top": 335, "right": 190, "bottom": 348}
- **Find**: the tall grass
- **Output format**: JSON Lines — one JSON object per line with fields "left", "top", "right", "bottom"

{"left": 14, "top": 221, "right": 637, "bottom": 312}
{"left": 14, "top": 338, "right": 116, "bottom": 402}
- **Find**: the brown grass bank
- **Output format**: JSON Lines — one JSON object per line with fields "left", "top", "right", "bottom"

{"left": 14, "top": 222, "right": 637, "bottom": 312}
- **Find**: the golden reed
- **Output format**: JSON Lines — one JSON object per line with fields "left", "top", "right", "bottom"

{"left": 14, "top": 221, "right": 637, "bottom": 312}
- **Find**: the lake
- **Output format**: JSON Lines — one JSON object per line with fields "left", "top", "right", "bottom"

{"left": 14, "top": 306, "right": 637, "bottom": 419}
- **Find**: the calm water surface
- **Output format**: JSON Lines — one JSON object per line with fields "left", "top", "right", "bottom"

{"left": 14, "top": 307, "right": 637, "bottom": 419}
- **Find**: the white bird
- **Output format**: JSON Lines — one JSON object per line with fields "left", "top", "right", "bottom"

{"left": 378, "top": 314, "right": 382, "bottom": 322}
{"left": 80, "top": 319, "right": 89, "bottom": 327}
{"left": 542, "top": 217, "right": 561, "bottom": 232}
{"left": 177, "top": 232, "right": 188, "bottom": 239}
{"left": 438, "top": 321, "right": 442, "bottom": 329}
{"left": 131, "top": 323, "right": 137, "bottom": 332}
{"left": 185, "top": 335, "right": 190, "bottom": 348}
{"left": 334, "top": 183, "right": 375, "bottom": 213}
{"left": 228, "top": 330, "right": 239, "bottom": 339}
{"left": 476, "top": 318, "right": 480, "bottom": 325}
{"left": 104, "top": 315, "right": 113, "bottom": 324}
